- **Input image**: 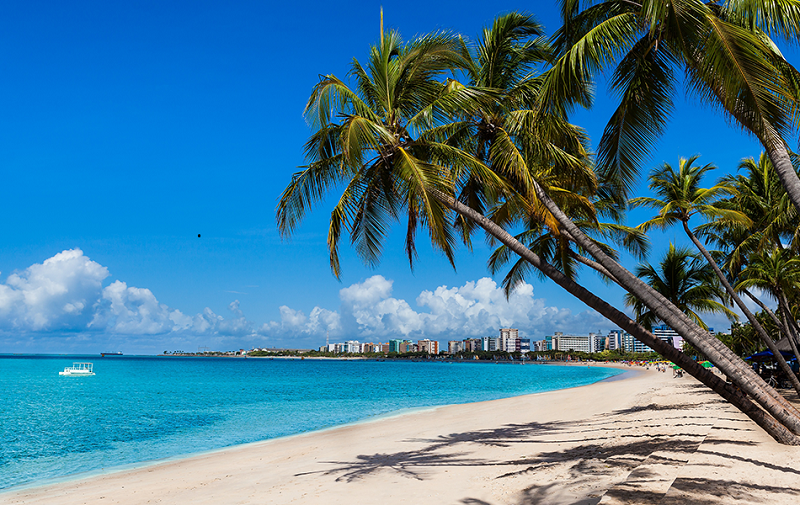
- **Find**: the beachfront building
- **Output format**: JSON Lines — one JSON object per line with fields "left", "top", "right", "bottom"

{"left": 480, "top": 336, "right": 498, "bottom": 351}
{"left": 492, "top": 328, "right": 530, "bottom": 353}
{"left": 500, "top": 336, "right": 518, "bottom": 352}
{"left": 605, "top": 330, "right": 623, "bottom": 351}
{"left": 399, "top": 341, "right": 417, "bottom": 353}
{"left": 499, "top": 328, "right": 519, "bottom": 350}
{"left": 323, "top": 339, "right": 413, "bottom": 355}
{"left": 345, "top": 341, "right": 362, "bottom": 353}
{"left": 621, "top": 332, "right": 653, "bottom": 353}
{"left": 499, "top": 329, "right": 518, "bottom": 352}
{"left": 361, "top": 342, "right": 386, "bottom": 353}
{"left": 591, "top": 333, "right": 605, "bottom": 352}
{"left": 652, "top": 324, "right": 687, "bottom": 350}
{"left": 533, "top": 340, "right": 548, "bottom": 352}
{"left": 448, "top": 340, "right": 464, "bottom": 354}
{"left": 418, "top": 339, "right": 439, "bottom": 354}
{"left": 549, "top": 332, "right": 598, "bottom": 353}
{"left": 464, "top": 338, "right": 482, "bottom": 352}
{"left": 605, "top": 329, "right": 654, "bottom": 353}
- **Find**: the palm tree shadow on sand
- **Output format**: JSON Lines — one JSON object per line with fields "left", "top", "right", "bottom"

{"left": 298, "top": 384, "right": 800, "bottom": 504}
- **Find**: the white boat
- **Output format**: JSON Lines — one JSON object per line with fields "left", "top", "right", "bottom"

{"left": 59, "top": 362, "right": 95, "bottom": 376}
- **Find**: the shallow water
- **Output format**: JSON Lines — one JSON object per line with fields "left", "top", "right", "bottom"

{"left": 0, "top": 355, "right": 622, "bottom": 490}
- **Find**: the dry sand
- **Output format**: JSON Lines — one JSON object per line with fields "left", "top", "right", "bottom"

{"left": 3, "top": 364, "right": 799, "bottom": 505}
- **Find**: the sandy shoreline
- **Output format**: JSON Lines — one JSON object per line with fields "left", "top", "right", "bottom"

{"left": 4, "top": 364, "right": 799, "bottom": 504}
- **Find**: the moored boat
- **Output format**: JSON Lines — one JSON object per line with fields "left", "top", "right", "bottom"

{"left": 59, "top": 362, "right": 95, "bottom": 376}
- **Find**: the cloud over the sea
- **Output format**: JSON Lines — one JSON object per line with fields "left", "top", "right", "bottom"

{"left": 0, "top": 249, "right": 608, "bottom": 350}
{"left": 266, "top": 275, "right": 607, "bottom": 341}
{"left": 0, "top": 249, "right": 256, "bottom": 342}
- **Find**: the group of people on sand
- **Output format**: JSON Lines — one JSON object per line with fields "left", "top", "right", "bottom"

{"left": 648, "top": 363, "right": 683, "bottom": 376}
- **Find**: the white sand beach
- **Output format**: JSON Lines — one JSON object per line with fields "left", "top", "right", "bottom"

{"left": 3, "top": 365, "right": 799, "bottom": 505}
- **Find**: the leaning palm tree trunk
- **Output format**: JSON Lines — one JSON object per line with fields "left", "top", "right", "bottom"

{"left": 745, "top": 289, "right": 785, "bottom": 332}
{"left": 764, "top": 141, "right": 800, "bottom": 216}
{"left": 527, "top": 181, "right": 800, "bottom": 433}
{"left": 743, "top": 289, "right": 800, "bottom": 377}
{"left": 779, "top": 293, "right": 800, "bottom": 349}
{"left": 681, "top": 222, "right": 800, "bottom": 396}
{"left": 569, "top": 252, "right": 800, "bottom": 443}
{"left": 436, "top": 192, "right": 800, "bottom": 444}
{"left": 778, "top": 292, "right": 800, "bottom": 375}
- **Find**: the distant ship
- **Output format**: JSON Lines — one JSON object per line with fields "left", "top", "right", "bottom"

{"left": 101, "top": 352, "right": 123, "bottom": 357}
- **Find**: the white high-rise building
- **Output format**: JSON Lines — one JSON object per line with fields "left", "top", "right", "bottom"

{"left": 590, "top": 332, "right": 605, "bottom": 352}
{"left": 653, "top": 324, "right": 683, "bottom": 350}
{"left": 499, "top": 328, "right": 520, "bottom": 352}
{"left": 344, "top": 341, "right": 361, "bottom": 353}
{"left": 621, "top": 333, "right": 653, "bottom": 353}
{"left": 550, "top": 332, "right": 596, "bottom": 353}
{"left": 606, "top": 330, "right": 623, "bottom": 351}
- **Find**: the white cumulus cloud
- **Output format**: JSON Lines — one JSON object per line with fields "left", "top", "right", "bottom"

{"left": 0, "top": 249, "right": 109, "bottom": 331}
{"left": 261, "top": 275, "right": 609, "bottom": 341}
{"left": 0, "top": 251, "right": 613, "bottom": 351}
{"left": 0, "top": 249, "right": 259, "bottom": 340}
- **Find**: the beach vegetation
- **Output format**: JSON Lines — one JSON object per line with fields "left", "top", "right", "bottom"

{"left": 280, "top": 8, "right": 800, "bottom": 444}
{"left": 632, "top": 155, "right": 800, "bottom": 395}
{"left": 624, "top": 243, "right": 736, "bottom": 330}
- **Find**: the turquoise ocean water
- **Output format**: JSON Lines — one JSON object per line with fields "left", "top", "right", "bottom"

{"left": 0, "top": 355, "right": 622, "bottom": 490}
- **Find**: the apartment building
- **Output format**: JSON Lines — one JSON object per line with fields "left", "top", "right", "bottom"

{"left": 549, "top": 332, "right": 597, "bottom": 353}
{"left": 418, "top": 339, "right": 439, "bottom": 354}
{"left": 652, "top": 324, "right": 685, "bottom": 350}
{"left": 448, "top": 340, "right": 464, "bottom": 354}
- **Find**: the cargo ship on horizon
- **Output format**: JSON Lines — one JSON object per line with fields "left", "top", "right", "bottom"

{"left": 101, "top": 352, "right": 123, "bottom": 357}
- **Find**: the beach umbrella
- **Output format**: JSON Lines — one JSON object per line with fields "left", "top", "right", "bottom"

{"left": 672, "top": 364, "right": 682, "bottom": 369}
{"left": 700, "top": 361, "right": 714, "bottom": 368}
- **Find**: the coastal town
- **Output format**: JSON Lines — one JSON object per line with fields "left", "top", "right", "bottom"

{"left": 163, "top": 324, "right": 700, "bottom": 359}
{"left": 313, "top": 325, "right": 698, "bottom": 356}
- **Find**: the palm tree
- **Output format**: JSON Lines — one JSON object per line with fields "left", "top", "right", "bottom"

{"left": 430, "top": 17, "right": 787, "bottom": 422}
{"left": 624, "top": 244, "right": 736, "bottom": 330}
{"left": 278, "top": 21, "right": 800, "bottom": 443}
{"left": 497, "top": 1, "right": 800, "bottom": 431}
{"left": 706, "top": 153, "right": 799, "bottom": 273}
{"left": 463, "top": 14, "right": 800, "bottom": 433}
{"left": 447, "top": 12, "right": 598, "bottom": 243}
{"left": 443, "top": 194, "right": 798, "bottom": 443}
{"left": 453, "top": 17, "right": 790, "bottom": 421}
{"left": 552, "top": 0, "right": 800, "bottom": 214}
{"left": 707, "top": 152, "right": 800, "bottom": 340}
{"left": 277, "top": 30, "right": 488, "bottom": 277}
{"left": 487, "top": 195, "right": 649, "bottom": 297}
{"left": 472, "top": 10, "right": 800, "bottom": 438}
{"left": 631, "top": 156, "right": 800, "bottom": 395}
{"left": 447, "top": 17, "right": 799, "bottom": 439}
{"left": 737, "top": 248, "right": 800, "bottom": 371}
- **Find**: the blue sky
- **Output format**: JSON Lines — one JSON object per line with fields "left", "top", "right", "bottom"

{"left": 0, "top": 1, "right": 781, "bottom": 353}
